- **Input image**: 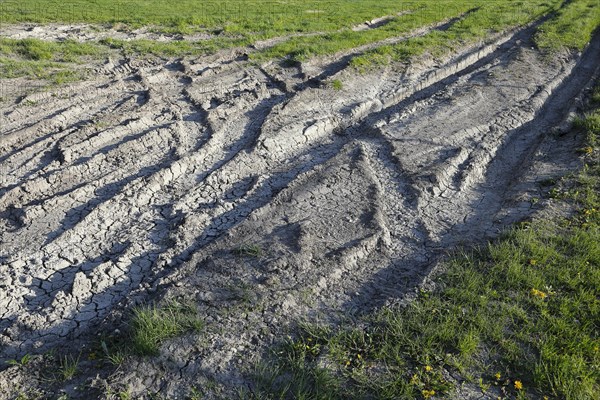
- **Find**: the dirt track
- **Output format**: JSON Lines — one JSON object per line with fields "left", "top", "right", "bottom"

{"left": 1, "top": 16, "right": 599, "bottom": 398}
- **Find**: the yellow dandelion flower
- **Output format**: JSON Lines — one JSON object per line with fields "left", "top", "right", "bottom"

{"left": 422, "top": 389, "right": 435, "bottom": 398}
{"left": 531, "top": 288, "right": 547, "bottom": 299}
{"left": 425, "top": 365, "right": 433, "bottom": 372}
{"left": 494, "top": 372, "right": 501, "bottom": 380}
{"left": 514, "top": 380, "right": 523, "bottom": 390}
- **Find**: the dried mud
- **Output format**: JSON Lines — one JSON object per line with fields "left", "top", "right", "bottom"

{"left": 0, "top": 17, "right": 599, "bottom": 399}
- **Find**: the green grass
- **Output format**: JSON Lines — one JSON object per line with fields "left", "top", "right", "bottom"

{"left": 1, "top": 1, "right": 598, "bottom": 76}
{"left": 0, "top": 38, "right": 103, "bottom": 82}
{"left": 130, "top": 301, "right": 204, "bottom": 356}
{"left": 6, "top": 354, "right": 32, "bottom": 367}
{"left": 535, "top": 0, "right": 600, "bottom": 51}
{"left": 0, "top": 1, "right": 446, "bottom": 34}
{"left": 254, "top": 86, "right": 600, "bottom": 399}
{"left": 331, "top": 79, "right": 344, "bottom": 91}
{"left": 234, "top": 243, "right": 263, "bottom": 258}
{"left": 253, "top": 2, "right": 478, "bottom": 62}
{"left": 58, "top": 354, "right": 80, "bottom": 381}
{"left": 350, "top": 0, "right": 562, "bottom": 70}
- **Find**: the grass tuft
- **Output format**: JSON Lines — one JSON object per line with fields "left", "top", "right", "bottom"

{"left": 130, "top": 301, "right": 203, "bottom": 356}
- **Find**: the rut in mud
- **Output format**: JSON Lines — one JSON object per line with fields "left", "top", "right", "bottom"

{"left": 1, "top": 11, "right": 599, "bottom": 399}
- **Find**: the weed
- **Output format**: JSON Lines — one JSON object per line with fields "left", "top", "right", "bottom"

{"left": 6, "top": 353, "right": 32, "bottom": 367}
{"left": 119, "top": 388, "right": 131, "bottom": 400}
{"left": 130, "top": 301, "right": 203, "bottom": 356}
{"left": 59, "top": 354, "right": 80, "bottom": 381}
{"left": 101, "top": 340, "right": 127, "bottom": 366}
{"left": 331, "top": 79, "right": 344, "bottom": 91}
{"left": 234, "top": 243, "right": 263, "bottom": 257}
{"left": 188, "top": 387, "right": 203, "bottom": 400}
{"left": 14, "top": 389, "right": 45, "bottom": 400}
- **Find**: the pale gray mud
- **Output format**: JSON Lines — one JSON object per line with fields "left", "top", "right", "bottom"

{"left": 0, "top": 17, "right": 599, "bottom": 399}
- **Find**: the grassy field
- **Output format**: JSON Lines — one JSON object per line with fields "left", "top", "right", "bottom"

{"left": 0, "top": 1, "right": 598, "bottom": 83}
{"left": 0, "top": 0, "right": 439, "bottom": 33}
{"left": 253, "top": 85, "right": 600, "bottom": 399}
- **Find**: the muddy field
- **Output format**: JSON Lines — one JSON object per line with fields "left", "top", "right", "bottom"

{"left": 1, "top": 14, "right": 599, "bottom": 399}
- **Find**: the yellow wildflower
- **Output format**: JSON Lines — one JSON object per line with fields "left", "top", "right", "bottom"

{"left": 514, "top": 380, "right": 523, "bottom": 390}
{"left": 531, "top": 288, "right": 547, "bottom": 299}
{"left": 422, "top": 389, "right": 435, "bottom": 398}
{"left": 529, "top": 259, "right": 537, "bottom": 266}
{"left": 425, "top": 365, "right": 433, "bottom": 372}
{"left": 494, "top": 372, "right": 501, "bottom": 380}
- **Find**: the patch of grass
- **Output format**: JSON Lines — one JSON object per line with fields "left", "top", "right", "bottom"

{"left": 0, "top": 57, "right": 82, "bottom": 83}
{"left": 0, "top": 38, "right": 102, "bottom": 61}
{"left": 255, "top": 86, "right": 600, "bottom": 399}
{"left": 13, "top": 389, "right": 44, "bottom": 400}
{"left": 0, "top": 39, "right": 101, "bottom": 82}
{"left": 535, "top": 0, "right": 600, "bottom": 51}
{"left": 331, "top": 79, "right": 343, "bottom": 91}
{"left": 59, "top": 354, "right": 80, "bottom": 381}
{"left": 130, "top": 301, "right": 204, "bottom": 356}
{"left": 6, "top": 353, "right": 32, "bottom": 367}
{"left": 234, "top": 243, "right": 263, "bottom": 258}
{"left": 253, "top": 2, "right": 479, "bottom": 63}
{"left": 351, "top": 0, "right": 561, "bottom": 70}
{"left": 100, "top": 340, "right": 127, "bottom": 366}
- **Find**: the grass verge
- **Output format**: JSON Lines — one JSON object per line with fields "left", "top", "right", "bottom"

{"left": 254, "top": 84, "right": 600, "bottom": 399}
{"left": 535, "top": 0, "right": 600, "bottom": 51}
{"left": 350, "top": 0, "right": 561, "bottom": 70}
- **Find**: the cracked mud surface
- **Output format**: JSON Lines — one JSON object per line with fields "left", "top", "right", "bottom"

{"left": 1, "top": 17, "right": 599, "bottom": 399}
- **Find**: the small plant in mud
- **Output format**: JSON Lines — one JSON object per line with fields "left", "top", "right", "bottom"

{"left": 331, "top": 79, "right": 343, "bottom": 91}
{"left": 100, "top": 340, "right": 127, "bottom": 366}
{"left": 130, "top": 301, "right": 203, "bottom": 356}
{"left": 14, "top": 389, "right": 45, "bottom": 400}
{"left": 118, "top": 388, "right": 132, "bottom": 400}
{"left": 6, "top": 353, "right": 32, "bottom": 367}
{"left": 59, "top": 354, "right": 80, "bottom": 381}
{"left": 233, "top": 243, "right": 263, "bottom": 257}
